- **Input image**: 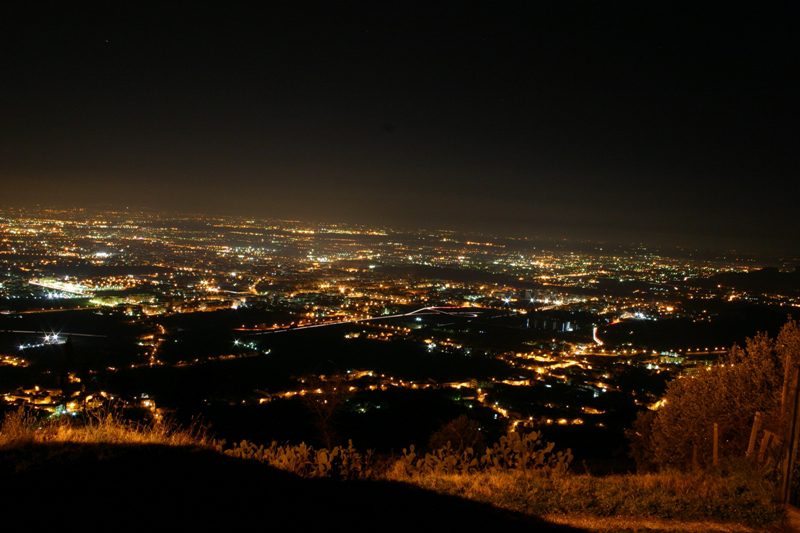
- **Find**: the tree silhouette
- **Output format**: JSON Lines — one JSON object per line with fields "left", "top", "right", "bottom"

{"left": 301, "top": 374, "right": 351, "bottom": 449}
{"left": 428, "top": 415, "right": 486, "bottom": 453}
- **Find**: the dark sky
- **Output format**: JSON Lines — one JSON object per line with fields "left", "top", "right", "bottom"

{"left": 1, "top": 3, "right": 798, "bottom": 254}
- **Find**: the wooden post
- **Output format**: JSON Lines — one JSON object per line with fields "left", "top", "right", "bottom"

{"left": 691, "top": 444, "right": 699, "bottom": 470}
{"left": 781, "top": 359, "right": 793, "bottom": 421}
{"left": 758, "top": 431, "right": 773, "bottom": 463}
{"left": 780, "top": 366, "right": 800, "bottom": 504}
{"left": 747, "top": 411, "right": 763, "bottom": 458}
{"left": 713, "top": 423, "right": 719, "bottom": 467}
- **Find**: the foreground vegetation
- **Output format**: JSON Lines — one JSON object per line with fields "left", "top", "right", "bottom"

{"left": 0, "top": 408, "right": 206, "bottom": 448}
{"left": 631, "top": 319, "right": 800, "bottom": 472}
{"left": 387, "top": 466, "right": 782, "bottom": 529}
{"left": 0, "top": 409, "right": 784, "bottom": 530}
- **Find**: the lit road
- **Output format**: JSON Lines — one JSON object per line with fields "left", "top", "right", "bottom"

{"left": 241, "top": 306, "right": 482, "bottom": 335}
{"left": 592, "top": 326, "right": 604, "bottom": 346}
{"left": 0, "top": 330, "right": 107, "bottom": 338}
{"left": 7, "top": 306, "right": 105, "bottom": 315}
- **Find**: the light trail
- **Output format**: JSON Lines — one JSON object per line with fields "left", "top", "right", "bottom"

{"left": 592, "top": 326, "right": 604, "bottom": 346}
{"left": 0, "top": 330, "right": 107, "bottom": 338}
{"left": 9, "top": 306, "right": 105, "bottom": 315}
{"left": 28, "top": 279, "right": 90, "bottom": 296}
{"left": 243, "top": 306, "right": 481, "bottom": 335}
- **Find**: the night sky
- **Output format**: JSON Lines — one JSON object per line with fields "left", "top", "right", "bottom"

{"left": 1, "top": 3, "right": 797, "bottom": 254}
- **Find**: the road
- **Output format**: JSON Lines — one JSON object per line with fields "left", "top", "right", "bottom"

{"left": 241, "top": 306, "right": 482, "bottom": 335}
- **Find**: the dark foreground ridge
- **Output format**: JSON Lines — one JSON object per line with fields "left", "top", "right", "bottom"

{"left": 0, "top": 443, "right": 584, "bottom": 531}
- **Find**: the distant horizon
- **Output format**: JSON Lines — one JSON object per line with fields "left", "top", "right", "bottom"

{"left": 2, "top": 4, "right": 797, "bottom": 259}
{"left": 2, "top": 203, "right": 797, "bottom": 261}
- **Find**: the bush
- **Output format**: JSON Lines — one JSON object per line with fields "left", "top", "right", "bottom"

{"left": 391, "top": 428, "right": 572, "bottom": 477}
{"left": 631, "top": 319, "right": 799, "bottom": 470}
{"left": 222, "top": 439, "right": 373, "bottom": 479}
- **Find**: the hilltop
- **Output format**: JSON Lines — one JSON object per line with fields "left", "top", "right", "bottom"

{"left": 0, "top": 412, "right": 787, "bottom": 532}
{"left": 0, "top": 441, "right": 576, "bottom": 531}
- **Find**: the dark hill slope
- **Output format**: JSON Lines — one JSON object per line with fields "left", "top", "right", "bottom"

{"left": 0, "top": 443, "right": 583, "bottom": 531}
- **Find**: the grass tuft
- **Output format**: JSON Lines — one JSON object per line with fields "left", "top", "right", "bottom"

{"left": 0, "top": 408, "right": 207, "bottom": 448}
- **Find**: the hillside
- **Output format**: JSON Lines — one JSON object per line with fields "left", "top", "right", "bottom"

{"left": 0, "top": 410, "right": 787, "bottom": 532}
{"left": 0, "top": 442, "right": 579, "bottom": 531}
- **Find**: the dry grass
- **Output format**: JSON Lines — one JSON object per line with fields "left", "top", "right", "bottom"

{"left": 0, "top": 408, "right": 786, "bottom": 530}
{"left": 0, "top": 408, "right": 40, "bottom": 447}
{"left": 386, "top": 468, "right": 784, "bottom": 528}
{"left": 0, "top": 408, "right": 207, "bottom": 448}
{"left": 543, "top": 514, "right": 763, "bottom": 532}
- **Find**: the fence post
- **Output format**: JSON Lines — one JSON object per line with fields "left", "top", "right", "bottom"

{"left": 747, "top": 411, "right": 763, "bottom": 458}
{"left": 782, "top": 361, "right": 792, "bottom": 421}
{"left": 758, "top": 431, "right": 773, "bottom": 463}
{"left": 780, "top": 366, "right": 800, "bottom": 504}
{"left": 713, "top": 423, "right": 719, "bottom": 467}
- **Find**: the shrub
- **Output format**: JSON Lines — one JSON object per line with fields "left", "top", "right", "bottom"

{"left": 631, "top": 319, "right": 799, "bottom": 470}
{"left": 222, "top": 439, "right": 373, "bottom": 479}
{"left": 392, "top": 428, "right": 572, "bottom": 477}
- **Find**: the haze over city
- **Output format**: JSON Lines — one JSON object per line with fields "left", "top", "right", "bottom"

{"left": 2, "top": 3, "right": 797, "bottom": 253}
